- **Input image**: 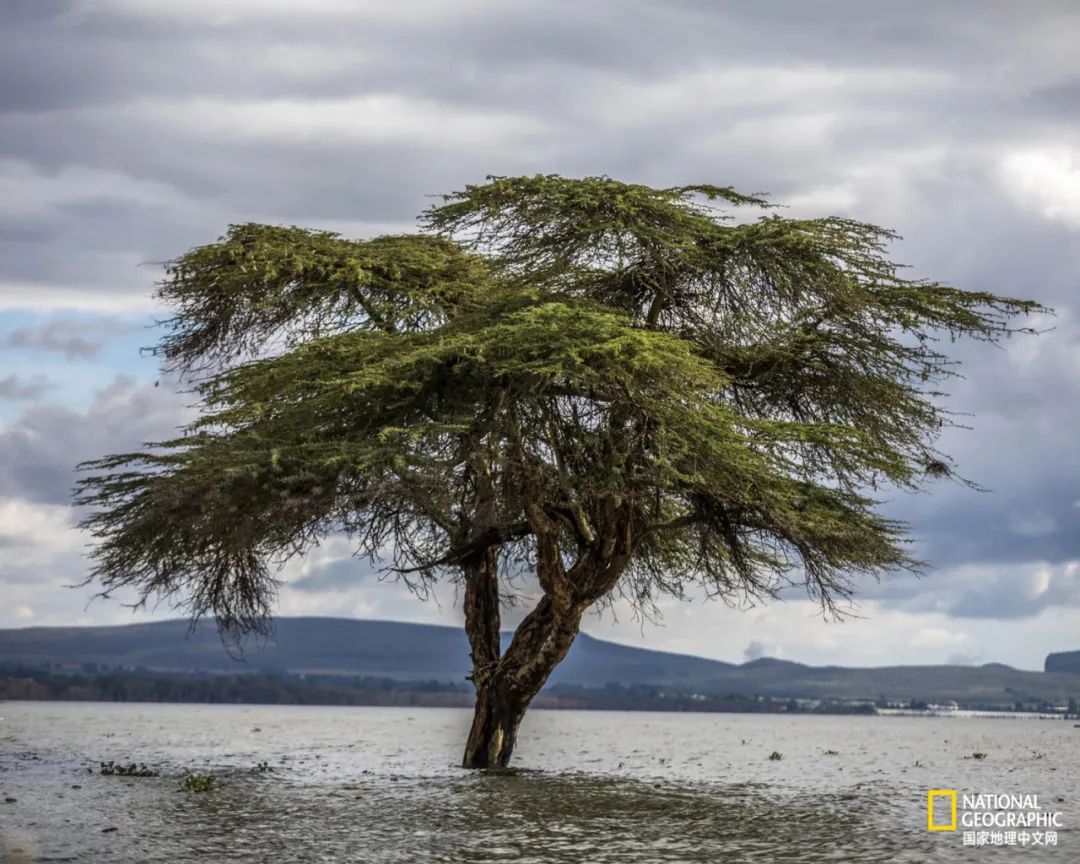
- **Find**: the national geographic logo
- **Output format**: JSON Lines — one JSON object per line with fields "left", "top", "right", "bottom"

{"left": 928, "top": 790, "right": 957, "bottom": 832}
{"left": 928, "top": 790, "right": 1063, "bottom": 848}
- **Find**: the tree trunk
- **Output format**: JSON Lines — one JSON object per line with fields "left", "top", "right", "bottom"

{"left": 461, "top": 595, "right": 582, "bottom": 769}
{"left": 459, "top": 501, "right": 630, "bottom": 769}
{"left": 462, "top": 676, "right": 525, "bottom": 768}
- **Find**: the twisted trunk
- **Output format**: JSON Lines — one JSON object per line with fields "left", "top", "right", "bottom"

{"left": 462, "top": 595, "right": 582, "bottom": 768}
{"left": 461, "top": 502, "right": 632, "bottom": 769}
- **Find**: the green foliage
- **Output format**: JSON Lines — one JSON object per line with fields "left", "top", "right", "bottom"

{"left": 77, "top": 174, "right": 1046, "bottom": 634}
{"left": 156, "top": 226, "right": 489, "bottom": 374}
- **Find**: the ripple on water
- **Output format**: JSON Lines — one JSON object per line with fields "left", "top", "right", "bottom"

{"left": 1, "top": 703, "right": 1075, "bottom": 862}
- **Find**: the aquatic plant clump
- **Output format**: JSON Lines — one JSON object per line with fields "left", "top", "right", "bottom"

{"left": 99, "top": 761, "right": 159, "bottom": 777}
{"left": 183, "top": 773, "right": 216, "bottom": 793}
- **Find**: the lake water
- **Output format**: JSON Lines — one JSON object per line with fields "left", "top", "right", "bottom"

{"left": 1, "top": 702, "right": 1076, "bottom": 862}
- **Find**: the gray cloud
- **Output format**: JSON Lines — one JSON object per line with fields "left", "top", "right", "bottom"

{"left": 0, "top": 375, "right": 191, "bottom": 505}
{"left": 0, "top": 373, "right": 50, "bottom": 400}
{"left": 865, "top": 560, "right": 1080, "bottom": 621}
{"left": 743, "top": 641, "right": 768, "bottom": 662}
{"left": 1, "top": 320, "right": 110, "bottom": 358}
{"left": 291, "top": 557, "right": 381, "bottom": 593}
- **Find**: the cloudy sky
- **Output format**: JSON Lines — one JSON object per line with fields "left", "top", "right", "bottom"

{"left": 2, "top": 0, "right": 1079, "bottom": 670}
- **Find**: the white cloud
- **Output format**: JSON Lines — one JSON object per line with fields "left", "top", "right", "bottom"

{"left": 89, "top": 0, "right": 497, "bottom": 25}
{"left": 585, "top": 594, "right": 1080, "bottom": 671}
{"left": 780, "top": 145, "right": 951, "bottom": 219}
{"left": 588, "top": 66, "right": 951, "bottom": 128}
{"left": 1001, "top": 148, "right": 1080, "bottom": 230}
{"left": 0, "top": 282, "right": 161, "bottom": 313}
{"left": 0, "top": 158, "right": 190, "bottom": 221}
{"left": 79, "top": 95, "right": 549, "bottom": 151}
{"left": 244, "top": 42, "right": 376, "bottom": 80}
{"left": 1028, "top": 567, "right": 1053, "bottom": 598}
{"left": 910, "top": 626, "right": 970, "bottom": 648}
{"left": 0, "top": 498, "right": 83, "bottom": 569}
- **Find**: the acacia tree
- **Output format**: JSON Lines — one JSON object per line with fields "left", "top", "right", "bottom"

{"left": 77, "top": 175, "right": 1042, "bottom": 768}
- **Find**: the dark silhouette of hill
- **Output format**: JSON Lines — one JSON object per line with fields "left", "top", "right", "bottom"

{"left": 0, "top": 617, "right": 731, "bottom": 689}
{"left": 2, "top": 617, "right": 1079, "bottom": 705}
{"left": 1046, "top": 651, "right": 1080, "bottom": 674}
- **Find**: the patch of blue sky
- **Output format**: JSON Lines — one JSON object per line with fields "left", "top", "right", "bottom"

{"left": 0, "top": 309, "right": 162, "bottom": 419}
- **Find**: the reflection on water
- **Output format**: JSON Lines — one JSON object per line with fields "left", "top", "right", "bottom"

{"left": 1, "top": 703, "right": 1075, "bottom": 862}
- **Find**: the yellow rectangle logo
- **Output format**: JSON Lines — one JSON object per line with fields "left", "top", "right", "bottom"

{"left": 928, "top": 789, "right": 957, "bottom": 831}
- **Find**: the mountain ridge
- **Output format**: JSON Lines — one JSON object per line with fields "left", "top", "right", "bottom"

{"left": 3, "top": 617, "right": 1078, "bottom": 705}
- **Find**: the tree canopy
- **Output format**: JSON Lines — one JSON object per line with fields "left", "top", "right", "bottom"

{"left": 76, "top": 175, "right": 1044, "bottom": 766}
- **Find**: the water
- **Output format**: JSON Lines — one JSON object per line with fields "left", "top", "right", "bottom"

{"left": 1, "top": 702, "right": 1076, "bottom": 862}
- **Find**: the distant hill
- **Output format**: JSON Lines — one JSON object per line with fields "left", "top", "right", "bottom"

{"left": 1045, "top": 651, "right": 1080, "bottom": 674}
{"left": 0, "top": 618, "right": 732, "bottom": 690}
{"left": 3, "top": 617, "right": 1080, "bottom": 706}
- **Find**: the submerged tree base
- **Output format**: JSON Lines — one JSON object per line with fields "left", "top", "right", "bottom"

{"left": 463, "top": 685, "right": 524, "bottom": 769}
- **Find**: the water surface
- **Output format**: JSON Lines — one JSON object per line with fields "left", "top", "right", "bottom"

{"left": 1, "top": 703, "right": 1075, "bottom": 861}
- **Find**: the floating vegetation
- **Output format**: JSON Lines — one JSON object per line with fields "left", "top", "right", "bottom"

{"left": 4, "top": 796, "right": 16, "bottom": 803}
{"left": 100, "top": 761, "right": 159, "bottom": 777}
{"left": 183, "top": 773, "right": 216, "bottom": 793}
{"left": 822, "top": 750, "right": 840, "bottom": 756}
{"left": 964, "top": 752, "right": 988, "bottom": 761}
{"left": 768, "top": 752, "right": 783, "bottom": 761}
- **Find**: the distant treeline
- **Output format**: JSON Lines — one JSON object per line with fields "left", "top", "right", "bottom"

{"left": 0, "top": 663, "right": 878, "bottom": 713}
{"left": 545, "top": 684, "right": 877, "bottom": 714}
{"left": 0, "top": 664, "right": 473, "bottom": 707}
